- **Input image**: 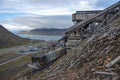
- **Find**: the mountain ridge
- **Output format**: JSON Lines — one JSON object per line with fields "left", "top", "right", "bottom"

{"left": 18, "top": 28, "right": 67, "bottom": 35}
{"left": 0, "top": 25, "right": 29, "bottom": 48}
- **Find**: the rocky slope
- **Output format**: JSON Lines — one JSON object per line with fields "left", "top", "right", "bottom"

{"left": 25, "top": 8, "right": 120, "bottom": 80}
{"left": 18, "top": 28, "right": 67, "bottom": 35}
{"left": 0, "top": 25, "right": 29, "bottom": 48}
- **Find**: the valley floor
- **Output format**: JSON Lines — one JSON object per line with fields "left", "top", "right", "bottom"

{"left": 0, "top": 41, "right": 53, "bottom": 80}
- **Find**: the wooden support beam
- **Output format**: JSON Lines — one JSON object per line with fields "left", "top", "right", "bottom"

{"left": 106, "top": 56, "right": 120, "bottom": 68}
{"left": 66, "top": 1, "right": 120, "bottom": 34}
{"left": 94, "top": 71, "right": 118, "bottom": 76}
{"left": 105, "top": 68, "right": 116, "bottom": 71}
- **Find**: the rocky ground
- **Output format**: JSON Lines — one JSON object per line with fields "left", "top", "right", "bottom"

{"left": 1, "top": 3, "right": 120, "bottom": 80}
{"left": 0, "top": 40, "right": 56, "bottom": 80}
{"left": 21, "top": 8, "right": 120, "bottom": 80}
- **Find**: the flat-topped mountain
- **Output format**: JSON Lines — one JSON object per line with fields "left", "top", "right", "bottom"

{"left": 18, "top": 28, "right": 67, "bottom": 35}
{"left": 0, "top": 25, "right": 29, "bottom": 48}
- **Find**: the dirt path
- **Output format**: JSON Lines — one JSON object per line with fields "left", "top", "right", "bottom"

{"left": 0, "top": 52, "right": 36, "bottom": 66}
{"left": 0, "top": 41, "right": 50, "bottom": 63}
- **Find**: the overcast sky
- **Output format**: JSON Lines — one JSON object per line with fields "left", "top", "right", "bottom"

{"left": 0, "top": 0, "right": 119, "bottom": 32}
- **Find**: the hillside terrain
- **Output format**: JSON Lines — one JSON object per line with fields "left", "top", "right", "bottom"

{"left": 44, "top": 17, "right": 120, "bottom": 80}
{"left": 17, "top": 3, "right": 120, "bottom": 80}
{"left": 18, "top": 28, "right": 67, "bottom": 35}
{"left": 1, "top": 2, "right": 120, "bottom": 80}
{"left": 0, "top": 25, "right": 30, "bottom": 48}
{"left": 0, "top": 41, "right": 54, "bottom": 80}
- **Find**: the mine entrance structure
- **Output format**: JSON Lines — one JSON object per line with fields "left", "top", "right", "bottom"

{"left": 29, "top": 47, "right": 66, "bottom": 70}
{"left": 61, "top": 11, "right": 102, "bottom": 48}
{"left": 72, "top": 10, "right": 101, "bottom": 24}
{"left": 59, "top": 1, "right": 120, "bottom": 49}
{"left": 29, "top": 1, "right": 120, "bottom": 70}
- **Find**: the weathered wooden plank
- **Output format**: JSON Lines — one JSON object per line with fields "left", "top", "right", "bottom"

{"left": 106, "top": 56, "right": 120, "bottom": 68}
{"left": 94, "top": 71, "right": 118, "bottom": 76}
{"left": 105, "top": 68, "right": 116, "bottom": 71}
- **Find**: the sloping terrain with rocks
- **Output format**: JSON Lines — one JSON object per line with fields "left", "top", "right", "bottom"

{"left": 26, "top": 2, "right": 120, "bottom": 80}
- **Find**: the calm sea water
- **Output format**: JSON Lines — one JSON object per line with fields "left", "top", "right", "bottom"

{"left": 17, "top": 34, "right": 62, "bottom": 41}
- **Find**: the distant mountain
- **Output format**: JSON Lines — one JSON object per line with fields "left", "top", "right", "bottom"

{"left": 0, "top": 25, "right": 29, "bottom": 48}
{"left": 18, "top": 28, "right": 67, "bottom": 35}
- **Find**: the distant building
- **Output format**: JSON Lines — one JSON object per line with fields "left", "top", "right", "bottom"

{"left": 66, "top": 10, "right": 102, "bottom": 48}
{"left": 72, "top": 10, "right": 102, "bottom": 24}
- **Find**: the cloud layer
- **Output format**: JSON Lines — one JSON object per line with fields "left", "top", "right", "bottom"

{"left": 0, "top": 0, "right": 119, "bottom": 31}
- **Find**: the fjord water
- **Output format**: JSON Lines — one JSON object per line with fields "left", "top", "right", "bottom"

{"left": 17, "top": 34, "right": 62, "bottom": 41}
